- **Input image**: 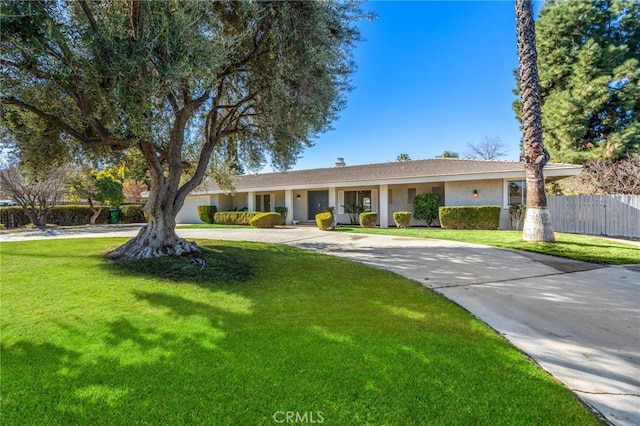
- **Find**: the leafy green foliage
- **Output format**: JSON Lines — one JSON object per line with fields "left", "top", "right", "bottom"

{"left": 197, "top": 205, "right": 218, "bottom": 224}
{"left": 249, "top": 212, "right": 281, "bottom": 228}
{"left": 359, "top": 212, "right": 377, "bottom": 228}
{"left": 437, "top": 151, "right": 459, "bottom": 158}
{"left": 214, "top": 212, "right": 259, "bottom": 226}
{"left": 393, "top": 211, "right": 412, "bottom": 229}
{"left": 413, "top": 193, "right": 440, "bottom": 225}
{"left": 0, "top": 0, "right": 368, "bottom": 255}
{"left": 94, "top": 171, "right": 124, "bottom": 207}
{"left": 514, "top": 0, "right": 640, "bottom": 163}
{"left": 118, "top": 205, "right": 146, "bottom": 224}
{"left": 275, "top": 206, "right": 288, "bottom": 225}
{"left": 439, "top": 206, "right": 501, "bottom": 230}
{"left": 315, "top": 211, "right": 334, "bottom": 231}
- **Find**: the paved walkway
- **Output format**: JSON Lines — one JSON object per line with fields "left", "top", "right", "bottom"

{"left": 2, "top": 225, "right": 639, "bottom": 425}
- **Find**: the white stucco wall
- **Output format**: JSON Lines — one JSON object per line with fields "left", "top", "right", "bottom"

{"left": 176, "top": 194, "right": 215, "bottom": 224}
{"left": 387, "top": 183, "right": 444, "bottom": 227}
{"left": 444, "top": 180, "right": 502, "bottom": 206}
{"left": 444, "top": 179, "right": 511, "bottom": 229}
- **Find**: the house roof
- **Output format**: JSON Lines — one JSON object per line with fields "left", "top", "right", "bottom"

{"left": 199, "top": 158, "right": 582, "bottom": 193}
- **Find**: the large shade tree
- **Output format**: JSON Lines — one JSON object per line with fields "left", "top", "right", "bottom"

{"left": 514, "top": 0, "right": 639, "bottom": 163}
{"left": 516, "top": 0, "right": 555, "bottom": 242}
{"left": 1, "top": 0, "right": 366, "bottom": 261}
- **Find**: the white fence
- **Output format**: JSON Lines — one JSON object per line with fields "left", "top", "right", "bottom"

{"left": 547, "top": 195, "right": 640, "bottom": 238}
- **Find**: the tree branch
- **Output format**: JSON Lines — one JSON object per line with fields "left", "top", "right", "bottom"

{"left": 77, "top": 0, "right": 98, "bottom": 32}
{"left": 1, "top": 96, "right": 134, "bottom": 150}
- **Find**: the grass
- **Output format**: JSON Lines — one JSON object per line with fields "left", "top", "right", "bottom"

{"left": 337, "top": 227, "right": 640, "bottom": 265}
{"left": 1, "top": 238, "right": 600, "bottom": 425}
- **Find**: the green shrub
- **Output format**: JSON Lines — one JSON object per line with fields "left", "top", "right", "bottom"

{"left": 0, "top": 205, "right": 112, "bottom": 227}
{"left": 439, "top": 206, "right": 501, "bottom": 230}
{"left": 249, "top": 212, "right": 282, "bottom": 228}
{"left": 214, "top": 211, "right": 259, "bottom": 225}
{"left": 119, "top": 204, "right": 146, "bottom": 223}
{"left": 49, "top": 205, "right": 110, "bottom": 226}
{"left": 414, "top": 193, "right": 440, "bottom": 226}
{"left": 393, "top": 211, "right": 412, "bottom": 229}
{"left": 315, "top": 212, "right": 334, "bottom": 231}
{"left": 0, "top": 206, "right": 29, "bottom": 228}
{"left": 275, "top": 206, "right": 288, "bottom": 225}
{"left": 359, "top": 212, "right": 377, "bottom": 228}
{"left": 197, "top": 205, "right": 217, "bottom": 224}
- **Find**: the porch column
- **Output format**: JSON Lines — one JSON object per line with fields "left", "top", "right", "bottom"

{"left": 247, "top": 191, "right": 255, "bottom": 211}
{"left": 285, "top": 189, "right": 294, "bottom": 225}
{"left": 379, "top": 184, "right": 389, "bottom": 228}
{"left": 328, "top": 187, "right": 337, "bottom": 211}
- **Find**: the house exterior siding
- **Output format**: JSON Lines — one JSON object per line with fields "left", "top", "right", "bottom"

{"left": 172, "top": 159, "right": 582, "bottom": 228}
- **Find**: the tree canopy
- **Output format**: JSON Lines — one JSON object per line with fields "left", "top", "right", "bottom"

{"left": 514, "top": 0, "right": 639, "bottom": 163}
{"left": 1, "top": 0, "right": 367, "bottom": 260}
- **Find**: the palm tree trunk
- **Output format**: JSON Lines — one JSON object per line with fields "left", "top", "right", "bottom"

{"left": 516, "top": 0, "right": 555, "bottom": 242}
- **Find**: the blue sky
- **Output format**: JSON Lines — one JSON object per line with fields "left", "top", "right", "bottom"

{"left": 285, "top": 1, "right": 544, "bottom": 171}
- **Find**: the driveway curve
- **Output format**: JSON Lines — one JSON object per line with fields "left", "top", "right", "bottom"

{"left": 2, "top": 225, "right": 639, "bottom": 425}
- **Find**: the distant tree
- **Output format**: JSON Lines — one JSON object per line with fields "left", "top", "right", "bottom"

{"left": 437, "top": 151, "right": 459, "bottom": 159}
{"left": 1, "top": 1, "right": 367, "bottom": 262}
{"left": 67, "top": 169, "right": 124, "bottom": 225}
{"left": 396, "top": 153, "right": 411, "bottom": 162}
{"left": 464, "top": 136, "right": 508, "bottom": 160}
{"left": 563, "top": 155, "right": 640, "bottom": 195}
{"left": 0, "top": 166, "right": 66, "bottom": 226}
{"left": 513, "top": 0, "right": 639, "bottom": 163}
{"left": 123, "top": 179, "right": 148, "bottom": 203}
{"left": 516, "top": 0, "right": 555, "bottom": 242}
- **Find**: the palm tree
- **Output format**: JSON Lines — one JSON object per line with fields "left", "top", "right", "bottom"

{"left": 515, "top": 0, "right": 555, "bottom": 242}
{"left": 396, "top": 153, "right": 411, "bottom": 162}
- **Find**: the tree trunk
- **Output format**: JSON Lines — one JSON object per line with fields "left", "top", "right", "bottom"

{"left": 26, "top": 210, "right": 47, "bottom": 227}
{"left": 89, "top": 208, "right": 102, "bottom": 226}
{"left": 516, "top": 0, "right": 555, "bottom": 242}
{"left": 106, "top": 206, "right": 201, "bottom": 262}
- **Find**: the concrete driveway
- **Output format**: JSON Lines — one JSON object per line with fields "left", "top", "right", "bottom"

{"left": 2, "top": 225, "right": 639, "bottom": 425}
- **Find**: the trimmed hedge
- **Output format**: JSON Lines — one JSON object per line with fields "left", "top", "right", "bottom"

{"left": 359, "top": 212, "right": 377, "bottom": 228}
{"left": 0, "top": 205, "right": 110, "bottom": 228}
{"left": 197, "top": 205, "right": 217, "bottom": 224}
{"left": 249, "top": 212, "right": 282, "bottom": 228}
{"left": 0, "top": 206, "right": 30, "bottom": 228}
{"left": 393, "top": 211, "right": 412, "bottom": 229}
{"left": 214, "top": 211, "right": 259, "bottom": 226}
{"left": 315, "top": 212, "right": 334, "bottom": 231}
{"left": 439, "top": 206, "right": 501, "bottom": 230}
{"left": 119, "top": 204, "right": 146, "bottom": 223}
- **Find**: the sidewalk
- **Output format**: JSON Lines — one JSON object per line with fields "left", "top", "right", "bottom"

{"left": 2, "top": 225, "right": 639, "bottom": 425}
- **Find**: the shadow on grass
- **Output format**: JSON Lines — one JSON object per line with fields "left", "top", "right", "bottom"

{"left": 104, "top": 244, "right": 254, "bottom": 285}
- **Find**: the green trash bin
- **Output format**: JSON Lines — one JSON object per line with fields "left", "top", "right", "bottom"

{"left": 108, "top": 207, "right": 119, "bottom": 224}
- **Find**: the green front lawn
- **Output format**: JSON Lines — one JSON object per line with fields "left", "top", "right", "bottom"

{"left": 337, "top": 228, "right": 640, "bottom": 265}
{"left": 1, "top": 239, "right": 599, "bottom": 425}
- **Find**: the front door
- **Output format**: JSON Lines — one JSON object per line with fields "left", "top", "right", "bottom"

{"left": 307, "top": 190, "right": 329, "bottom": 220}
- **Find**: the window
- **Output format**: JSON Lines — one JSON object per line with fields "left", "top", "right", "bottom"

{"left": 344, "top": 190, "right": 372, "bottom": 212}
{"left": 408, "top": 188, "right": 416, "bottom": 204}
{"left": 508, "top": 180, "right": 526, "bottom": 205}
{"left": 255, "top": 194, "right": 271, "bottom": 212}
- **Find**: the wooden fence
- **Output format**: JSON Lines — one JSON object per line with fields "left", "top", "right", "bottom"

{"left": 547, "top": 195, "right": 640, "bottom": 238}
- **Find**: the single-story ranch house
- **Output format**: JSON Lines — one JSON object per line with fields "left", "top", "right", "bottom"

{"left": 177, "top": 158, "right": 582, "bottom": 229}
